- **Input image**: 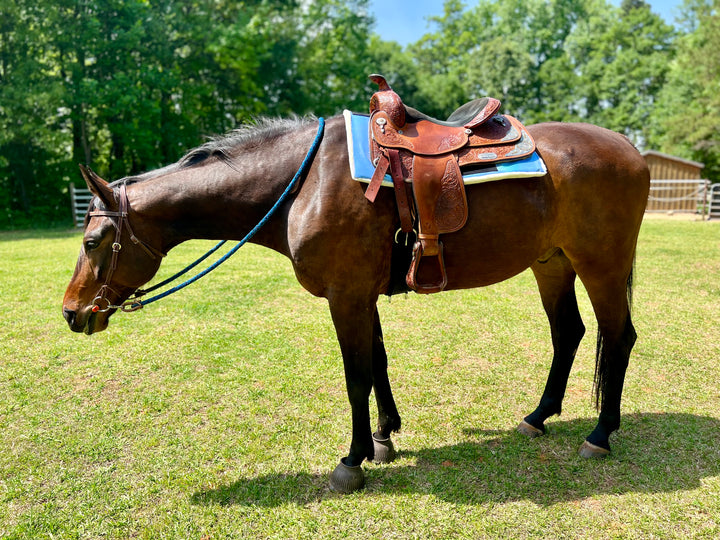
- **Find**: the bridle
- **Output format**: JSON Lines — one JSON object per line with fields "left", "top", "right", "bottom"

{"left": 88, "top": 182, "right": 166, "bottom": 313}
{"left": 84, "top": 117, "right": 325, "bottom": 314}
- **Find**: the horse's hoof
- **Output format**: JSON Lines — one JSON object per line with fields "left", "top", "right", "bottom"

{"left": 517, "top": 419, "right": 544, "bottom": 438}
{"left": 579, "top": 440, "right": 611, "bottom": 458}
{"left": 372, "top": 432, "right": 396, "bottom": 464}
{"left": 329, "top": 459, "right": 365, "bottom": 493}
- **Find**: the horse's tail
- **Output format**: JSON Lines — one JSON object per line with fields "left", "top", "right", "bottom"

{"left": 593, "top": 258, "right": 635, "bottom": 410}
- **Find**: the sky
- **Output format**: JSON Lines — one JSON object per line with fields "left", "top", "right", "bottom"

{"left": 369, "top": 0, "right": 683, "bottom": 46}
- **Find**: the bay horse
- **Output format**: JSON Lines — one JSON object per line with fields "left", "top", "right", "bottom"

{"left": 63, "top": 114, "right": 650, "bottom": 493}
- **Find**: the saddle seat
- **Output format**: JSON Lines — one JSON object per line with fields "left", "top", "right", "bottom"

{"left": 365, "top": 74, "right": 536, "bottom": 294}
{"left": 405, "top": 99, "right": 494, "bottom": 128}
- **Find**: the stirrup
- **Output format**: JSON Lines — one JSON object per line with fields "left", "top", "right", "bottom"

{"left": 406, "top": 240, "right": 447, "bottom": 294}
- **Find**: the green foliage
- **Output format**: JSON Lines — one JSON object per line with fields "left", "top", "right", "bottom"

{"left": 370, "top": 0, "right": 720, "bottom": 179}
{"left": 0, "top": 1, "right": 72, "bottom": 228}
{"left": 0, "top": 0, "right": 374, "bottom": 228}
{"left": 565, "top": 0, "right": 676, "bottom": 140}
{"left": 372, "top": 0, "right": 676, "bottom": 138}
{"left": 647, "top": 0, "right": 720, "bottom": 181}
{"left": 2, "top": 0, "right": 720, "bottom": 228}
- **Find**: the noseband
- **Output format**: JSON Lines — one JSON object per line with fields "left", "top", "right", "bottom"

{"left": 88, "top": 182, "right": 166, "bottom": 313}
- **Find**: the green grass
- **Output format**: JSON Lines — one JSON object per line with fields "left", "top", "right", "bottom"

{"left": 1, "top": 219, "right": 719, "bottom": 539}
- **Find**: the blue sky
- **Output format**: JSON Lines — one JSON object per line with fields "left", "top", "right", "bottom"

{"left": 369, "top": 0, "right": 683, "bottom": 46}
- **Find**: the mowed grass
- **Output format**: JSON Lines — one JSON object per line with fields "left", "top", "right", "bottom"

{"left": 1, "top": 218, "right": 719, "bottom": 539}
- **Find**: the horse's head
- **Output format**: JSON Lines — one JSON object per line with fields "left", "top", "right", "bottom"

{"left": 63, "top": 166, "right": 165, "bottom": 334}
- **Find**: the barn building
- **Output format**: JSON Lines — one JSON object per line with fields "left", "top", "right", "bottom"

{"left": 641, "top": 151, "right": 708, "bottom": 214}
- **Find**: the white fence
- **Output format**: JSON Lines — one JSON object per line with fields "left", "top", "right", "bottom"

{"left": 709, "top": 183, "right": 720, "bottom": 219}
{"left": 646, "top": 179, "right": 710, "bottom": 215}
{"left": 69, "top": 184, "right": 93, "bottom": 227}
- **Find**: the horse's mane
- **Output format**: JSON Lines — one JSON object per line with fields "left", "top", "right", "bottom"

{"left": 179, "top": 116, "right": 314, "bottom": 169}
{"left": 115, "top": 116, "right": 314, "bottom": 187}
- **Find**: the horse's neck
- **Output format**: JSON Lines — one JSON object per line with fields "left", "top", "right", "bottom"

{"left": 134, "top": 138, "right": 307, "bottom": 254}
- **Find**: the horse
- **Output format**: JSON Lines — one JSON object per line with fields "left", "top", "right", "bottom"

{"left": 63, "top": 114, "right": 650, "bottom": 493}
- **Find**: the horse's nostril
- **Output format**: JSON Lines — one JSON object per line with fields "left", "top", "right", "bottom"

{"left": 63, "top": 307, "right": 76, "bottom": 326}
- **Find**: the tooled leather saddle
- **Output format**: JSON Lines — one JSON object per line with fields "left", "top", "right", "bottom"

{"left": 365, "top": 74, "right": 536, "bottom": 293}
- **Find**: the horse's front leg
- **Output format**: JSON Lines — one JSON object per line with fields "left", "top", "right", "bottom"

{"left": 370, "top": 306, "right": 401, "bottom": 463}
{"left": 327, "top": 294, "right": 377, "bottom": 493}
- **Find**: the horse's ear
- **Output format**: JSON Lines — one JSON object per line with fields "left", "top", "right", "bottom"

{"left": 79, "top": 165, "right": 115, "bottom": 208}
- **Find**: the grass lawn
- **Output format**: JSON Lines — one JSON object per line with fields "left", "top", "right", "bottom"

{"left": 1, "top": 218, "right": 719, "bottom": 539}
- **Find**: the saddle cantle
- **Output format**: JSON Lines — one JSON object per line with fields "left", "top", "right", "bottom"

{"left": 365, "top": 74, "right": 537, "bottom": 294}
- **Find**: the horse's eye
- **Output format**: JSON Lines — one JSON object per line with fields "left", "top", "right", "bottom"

{"left": 84, "top": 240, "right": 99, "bottom": 252}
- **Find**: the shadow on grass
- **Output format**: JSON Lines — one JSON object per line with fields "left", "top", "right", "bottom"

{"left": 190, "top": 412, "right": 720, "bottom": 507}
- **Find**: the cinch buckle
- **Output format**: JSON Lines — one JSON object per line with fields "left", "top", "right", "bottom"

{"left": 394, "top": 227, "right": 417, "bottom": 247}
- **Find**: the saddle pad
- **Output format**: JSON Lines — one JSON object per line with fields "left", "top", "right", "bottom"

{"left": 343, "top": 110, "right": 547, "bottom": 187}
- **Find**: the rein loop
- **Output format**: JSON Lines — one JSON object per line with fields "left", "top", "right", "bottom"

{"left": 100, "top": 117, "right": 325, "bottom": 313}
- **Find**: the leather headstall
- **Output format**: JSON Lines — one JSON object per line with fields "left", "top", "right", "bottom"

{"left": 87, "top": 182, "right": 166, "bottom": 312}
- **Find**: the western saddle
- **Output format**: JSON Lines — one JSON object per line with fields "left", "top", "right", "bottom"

{"left": 365, "top": 74, "right": 536, "bottom": 293}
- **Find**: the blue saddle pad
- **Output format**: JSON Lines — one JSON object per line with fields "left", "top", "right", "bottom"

{"left": 343, "top": 110, "right": 547, "bottom": 186}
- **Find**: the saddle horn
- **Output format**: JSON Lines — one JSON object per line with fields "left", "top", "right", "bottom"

{"left": 369, "top": 73, "right": 392, "bottom": 91}
{"left": 369, "top": 73, "right": 405, "bottom": 128}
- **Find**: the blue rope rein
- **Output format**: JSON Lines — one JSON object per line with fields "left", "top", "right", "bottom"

{"left": 123, "top": 117, "right": 325, "bottom": 311}
{"left": 135, "top": 240, "right": 227, "bottom": 296}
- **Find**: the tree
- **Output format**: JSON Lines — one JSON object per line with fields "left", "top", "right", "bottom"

{"left": 211, "top": 0, "right": 375, "bottom": 117}
{"left": 565, "top": 0, "right": 676, "bottom": 143}
{"left": 382, "top": 0, "right": 603, "bottom": 122}
{"left": 371, "top": 0, "right": 675, "bottom": 143}
{"left": 403, "top": 0, "right": 484, "bottom": 118}
{"left": 0, "top": 0, "right": 376, "bottom": 228}
{"left": 648, "top": 0, "right": 720, "bottom": 181}
{"left": 0, "top": 1, "right": 70, "bottom": 227}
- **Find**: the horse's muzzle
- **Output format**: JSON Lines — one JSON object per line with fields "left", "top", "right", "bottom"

{"left": 63, "top": 307, "right": 86, "bottom": 333}
{"left": 62, "top": 307, "right": 76, "bottom": 327}
{"left": 63, "top": 306, "right": 105, "bottom": 334}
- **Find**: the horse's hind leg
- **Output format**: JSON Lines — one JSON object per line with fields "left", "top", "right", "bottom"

{"left": 519, "top": 252, "right": 586, "bottom": 437}
{"left": 575, "top": 268, "right": 637, "bottom": 457}
{"left": 371, "top": 307, "right": 401, "bottom": 462}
